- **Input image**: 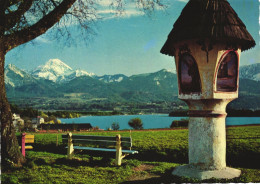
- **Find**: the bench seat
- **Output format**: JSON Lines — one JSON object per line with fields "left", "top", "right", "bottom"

{"left": 69, "top": 146, "right": 138, "bottom": 154}
{"left": 24, "top": 145, "right": 33, "bottom": 149}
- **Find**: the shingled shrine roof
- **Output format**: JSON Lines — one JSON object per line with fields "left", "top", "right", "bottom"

{"left": 161, "top": 0, "right": 256, "bottom": 56}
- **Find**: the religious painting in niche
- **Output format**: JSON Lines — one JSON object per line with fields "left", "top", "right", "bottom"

{"left": 216, "top": 51, "right": 238, "bottom": 92}
{"left": 179, "top": 53, "right": 201, "bottom": 94}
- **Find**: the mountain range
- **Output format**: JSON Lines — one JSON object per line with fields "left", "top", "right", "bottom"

{"left": 240, "top": 63, "right": 260, "bottom": 81}
{"left": 4, "top": 59, "right": 260, "bottom": 109}
{"left": 5, "top": 59, "right": 178, "bottom": 100}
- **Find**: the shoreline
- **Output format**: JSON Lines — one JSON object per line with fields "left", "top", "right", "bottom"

{"left": 31, "top": 124, "right": 260, "bottom": 134}
{"left": 61, "top": 113, "right": 260, "bottom": 118}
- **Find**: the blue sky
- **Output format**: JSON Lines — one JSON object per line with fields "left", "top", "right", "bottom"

{"left": 5, "top": 0, "right": 259, "bottom": 76}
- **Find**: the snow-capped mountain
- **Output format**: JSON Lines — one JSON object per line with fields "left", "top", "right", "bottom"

{"left": 240, "top": 63, "right": 260, "bottom": 81}
{"left": 4, "top": 64, "right": 35, "bottom": 87}
{"left": 95, "top": 74, "right": 127, "bottom": 83}
{"left": 32, "top": 59, "right": 74, "bottom": 82}
{"left": 57, "top": 69, "right": 95, "bottom": 83}
{"left": 31, "top": 59, "right": 96, "bottom": 83}
{"left": 31, "top": 58, "right": 129, "bottom": 84}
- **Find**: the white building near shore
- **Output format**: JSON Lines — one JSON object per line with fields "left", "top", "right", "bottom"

{"left": 32, "top": 116, "right": 45, "bottom": 128}
{"left": 12, "top": 113, "right": 24, "bottom": 131}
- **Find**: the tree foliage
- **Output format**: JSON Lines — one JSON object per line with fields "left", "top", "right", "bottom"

{"left": 111, "top": 122, "right": 120, "bottom": 130}
{"left": 128, "top": 118, "right": 143, "bottom": 130}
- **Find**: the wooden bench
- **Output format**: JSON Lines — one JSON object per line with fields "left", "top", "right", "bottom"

{"left": 21, "top": 133, "right": 34, "bottom": 157}
{"left": 62, "top": 133, "right": 138, "bottom": 166}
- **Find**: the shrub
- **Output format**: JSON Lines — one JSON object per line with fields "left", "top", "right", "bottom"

{"left": 170, "top": 119, "right": 189, "bottom": 128}
{"left": 128, "top": 118, "right": 143, "bottom": 130}
{"left": 111, "top": 122, "right": 120, "bottom": 130}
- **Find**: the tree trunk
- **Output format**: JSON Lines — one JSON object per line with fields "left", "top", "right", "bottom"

{"left": 0, "top": 46, "right": 25, "bottom": 167}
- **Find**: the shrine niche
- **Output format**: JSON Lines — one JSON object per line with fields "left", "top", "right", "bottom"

{"left": 179, "top": 53, "right": 201, "bottom": 94}
{"left": 216, "top": 51, "right": 238, "bottom": 92}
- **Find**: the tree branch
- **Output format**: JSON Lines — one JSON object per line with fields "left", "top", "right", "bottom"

{"left": 4, "top": 0, "right": 34, "bottom": 31}
{"left": 6, "top": 0, "right": 23, "bottom": 7}
{"left": 1, "top": 0, "right": 23, "bottom": 13}
{"left": 5, "top": 0, "right": 76, "bottom": 51}
{"left": 50, "top": 0, "right": 59, "bottom": 7}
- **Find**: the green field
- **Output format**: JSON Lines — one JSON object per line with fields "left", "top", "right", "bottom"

{"left": 2, "top": 126, "right": 260, "bottom": 183}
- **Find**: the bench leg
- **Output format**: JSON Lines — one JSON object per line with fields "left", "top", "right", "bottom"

{"left": 116, "top": 134, "right": 123, "bottom": 166}
{"left": 116, "top": 146, "right": 123, "bottom": 166}
{"left": 67, "top": 143, "right": 74, "bottom": 159}
{"left": 67, "top": 132, "right": 74, "bottom": 159}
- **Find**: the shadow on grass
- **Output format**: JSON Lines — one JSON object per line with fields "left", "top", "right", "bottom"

{"left": 31, "top": 142, "right": 260, "bottom": 170}
{"left": 120, "top": 168, "right": 202, "bottom": 184}
{"left": 33, "top": 143, "right": 66, "bottom": 154}
{"left": 53, "top": 157, "right": 114, "bottom": 168}
{"left": 120, "top": 168, "right": 251, "bottom": 184}
{"left": 133, "top": 150, "right": 188, "bottom": 164}
{"left": 227, "top": 152, "right": 260, "bottom": 169}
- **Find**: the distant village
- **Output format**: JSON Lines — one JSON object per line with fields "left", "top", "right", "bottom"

{"left": 12, "top": 113, "right": 44, "bottom": 131}
{"left": 12, "top": 113, "right": 93, "bottom": 132}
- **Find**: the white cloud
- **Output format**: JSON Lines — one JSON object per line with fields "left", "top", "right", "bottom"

{"left": 96, "top": 0, "right": 164, "bottom": 19}
{"left": 97, "top": 9, "right": 145, "bottom": 19}
{"left": 35, "top": 36, "right": 51, "bottom": 43}
{"left": 177, "top": 0, "right": 188, "bottom": 2}
{"left": 97, "top": 1, "right": 112, "bottom": 6}
{"left": 57, "top": 0, "right": 166, "bottom": 26}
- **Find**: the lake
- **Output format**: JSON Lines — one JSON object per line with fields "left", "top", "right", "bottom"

{"left": 59, "top": 114, "right": 260, "bottom": 130}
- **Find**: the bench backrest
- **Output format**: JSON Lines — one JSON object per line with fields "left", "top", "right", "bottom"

{"left": 62, "top": 135, "right": 132, "bottom": 148}
{"left": 25, "top": 134, "right": 35, "bottom": 143}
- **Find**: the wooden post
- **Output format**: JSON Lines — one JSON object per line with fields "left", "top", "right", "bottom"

{"left": 21, "top": 133, "right": 26, "bottom": 157}
{"left": 115, "top": 134, "right": 122, "bottom": 166}
{"left": 56, "top": 134, "right": 59, "bottom": 146}
{"left": 67, "top": 132, "right": 74, "bottom": 159}
{"left": 129, "top": 130, "right": 132, "bottom": 150}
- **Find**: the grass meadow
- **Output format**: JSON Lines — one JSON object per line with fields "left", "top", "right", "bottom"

{"left": 2, "top": 126, "right": 260, "bottom": 183}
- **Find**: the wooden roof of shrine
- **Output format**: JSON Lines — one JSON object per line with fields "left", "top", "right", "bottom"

{"left": 161, "top": 0, "right": 256, "bottom": 56}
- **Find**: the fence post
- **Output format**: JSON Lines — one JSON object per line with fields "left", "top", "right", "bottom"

{"left": 21, "top": 133, "right": 26, "bottom": 157}
{"left": 67, "top": 132, "right": 74, "bottom": 159}
{"left": 56, "top": 134, "right": 59, "bottom": 146}
{"left": 129, "top": 130, "right": 132, "bottom": 150}
{"left": 115, "top": 134, "right": 122, "bottom": 166}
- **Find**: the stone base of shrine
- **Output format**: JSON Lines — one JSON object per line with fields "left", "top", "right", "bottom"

{"left": 172, "top": 164, "right": 241, "bottom": 180}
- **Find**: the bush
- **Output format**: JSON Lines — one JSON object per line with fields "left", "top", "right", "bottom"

{"left": 170, "top": 119, "right": 189, "bottom": 128}
{"left": 128, "top": 118, "right": 143, "bottom": 130}
{"left": 111, "top": 122, "right": 120, "bottom": 130}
